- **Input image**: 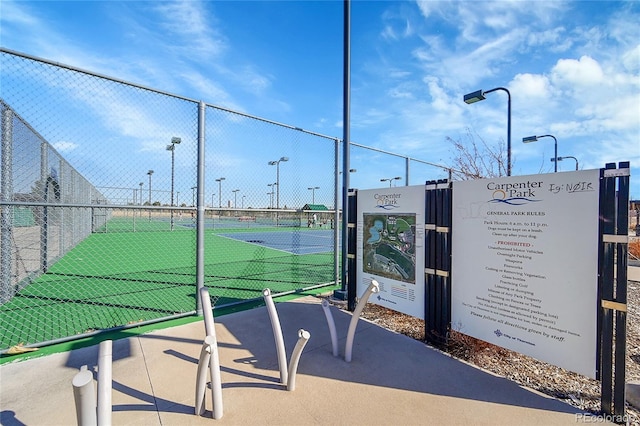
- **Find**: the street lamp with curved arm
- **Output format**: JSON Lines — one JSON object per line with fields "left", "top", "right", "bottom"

{"left": 308, "top": 186, "right": 320, "bottom": 204}
{"left": 232, "top": 189, "right": 240, "bottom": 208}
{"left": 147, "top": 170, "right": 154, "bottom": 222}
{"left": 167, "top": 137, "right": 181, "bottom": 230}
{"left": 380, "top": 176, "right": 401, "bottom": 187}
{"left": 523, "top": 134, "right": 558, "bottom": 172}
{"left": 464, "top": 87, "right": 512, "bottom": 176}
{"left": 552, "top": 156, "right": 579, "bottom": 171}
{"left": 267, "top": 183, "right": 276, "bottom": 208}
{"left": 268, "top": 156, "right": 289, "bottom": 209}
{"left": 215, "top": 177, "right": 225, "bottom": 208}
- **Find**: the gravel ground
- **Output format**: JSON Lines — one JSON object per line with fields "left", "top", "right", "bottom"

{"left": 333, "top": 279, "right": 640, "bottom": 425}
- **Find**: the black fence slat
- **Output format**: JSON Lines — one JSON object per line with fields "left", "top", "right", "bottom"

{"left": 347, "top": 190, "right": 358, "bottom": 312}
{"left": 612, "top": 162, "right": 629, "bottom": 417}
{"left": 598, "top": 161, "right": 630, "bottom": 421}
{"left": 424, "top": 180, "right": 451, "bottom": 346}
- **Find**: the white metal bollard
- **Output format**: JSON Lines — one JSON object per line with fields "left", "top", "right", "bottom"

{"left": 262, "top": 288, "right": 288, "bottom": 385}
{"left": 72, "top": 369, "right": 97, "bottom": 426}
{"left": 286, "top": 329, "right": 311, "bottom": 391}
{"left": 97, "top": 340, "right": 112, "bottom": 426}
{"left": 196, "top": 287, "right": 223, "bottom": 419}
{"left": 321, "top": 299, "right": 338, "bottom": 357}
{"left": 345, "top": 280, "right": 380, "bottom": 362}
{"left": 199, "top": 287, "right": 215, "bottom": 337}
{"left": 195, "top": 336, "right": 224, "bottom": 419}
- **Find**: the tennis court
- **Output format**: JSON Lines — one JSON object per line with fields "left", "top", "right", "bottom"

{"left": 1, "top": 50, "right": 343, "bottom": 355}
{"left": 217, "top": 228, "right": 337, "bottom": 255}
{"left": 0, "top": 218, "right": 338, "bottom": 352}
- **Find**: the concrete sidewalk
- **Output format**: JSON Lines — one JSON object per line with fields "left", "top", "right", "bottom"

{"left": 0, "top": 296, "right": 604, "bottom": 425}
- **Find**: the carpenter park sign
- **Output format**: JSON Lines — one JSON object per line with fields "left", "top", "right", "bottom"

{"left": 451, "top": 169, "right": 600, "bottom": 378}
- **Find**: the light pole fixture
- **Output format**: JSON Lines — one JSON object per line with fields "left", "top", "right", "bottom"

{"left": 551, "top": 156, "right": 579, "bottom": 171}
{"left": 232, "top": 189, "right": 240, "bottom": 208}
{"left": 523, "top": 134, "right": 558, "bottom": 172}
{"left": 308, "top": 186, "right": 320, "bottom": 204}
{"left": 339, "top": 168, "right": 357, "bottom": 175}
{"left": 147, "top": 170, "right": 154, "bottom": 221}
{"left": 380, "top": 176, "right": 402, "bottom": 187}
{"left": 268, "top": 156, "right": 289, "bottom": 209}
{"left": 147, "top": 170, "right": 154, "bottom": 205}
{"left": 215, "top": 177, "right": 225, "bottom": 208}
{"left": 464, "top": 87, "right": 512, "bottom": 176}
{"left": 166, "top": 137, "right": 181, "bottom": 230}
{"left": 267, "top": 183, "right": 275, "bottom": 208}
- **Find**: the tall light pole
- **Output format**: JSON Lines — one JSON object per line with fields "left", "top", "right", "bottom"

{"left": 267, "top": 183, "right": 275, "bottom": 208}
{"left": 268, "top": 156, "right": 289, "bottom": 209}
{"left": 191, "top": 186, "right": 197, "bottom": 207}
{"left": 167, "top": 136, "right": 181, "bottom": 230}
{"left": 552, "top": 156, "right": 579, "bottom": 171}
{"left": 380, "top": 176, "right": 401, "bottom": 187}
{"left": 308, "top": 186, "right": 320, "bottom": 204}
{"left": 464, "top": 87, "right": 512, "bottom": 176}
{"left": 211, "top": 193, "right": 215, "bottom": 208}
{"left": 242, "top": 195, "right": 246, "bottom": 209}
{"left": 138, "top": 182, "right": 143, "bottom": 206}
{"left": 523, "top": 134, "right": 558, "bottom": 172}
{"left": 215, "top": 177, "right": 225, "bottom": 208}
{"left": 232, "top": 189, "right": 240, "bottom": 208}
{"left": 147, "top": 170, "right": 154, "bottom": 221}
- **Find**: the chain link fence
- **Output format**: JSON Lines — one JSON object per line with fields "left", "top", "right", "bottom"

{"left": 0, "top": 48, "right": 338, "bottom": 352}
{"left": 1, "top": 47, "right": 455, "bottom": 352}
{"left": 1, "top": 100, "right": 110, "bottom": 297}
{"left": 349, "top": 141, "right": 452, "bottom": 188}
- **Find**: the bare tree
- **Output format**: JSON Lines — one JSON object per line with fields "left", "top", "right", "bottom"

{"left": 446, "top": 128, "right": 510, "bottom": 180}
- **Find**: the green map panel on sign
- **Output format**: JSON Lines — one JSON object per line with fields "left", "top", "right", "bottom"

{"left": 363, "top": 213, "right": 416, "bottom": 284}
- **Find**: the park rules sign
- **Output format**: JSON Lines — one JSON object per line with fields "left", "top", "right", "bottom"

{"left": 451, "top": 170, "right": 600, "bottom": 378}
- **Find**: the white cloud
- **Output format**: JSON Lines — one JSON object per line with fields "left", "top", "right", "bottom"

{"left": 219, "top": 65, "right": 273, "bottom": 97}
{"left": 414, "top": 0, "right": 440, "bottom": 19}
{"left": 526, "top": 27, "right": 572, "bottom": 53}
{"left": 153, "top": 0, "right": 226, "bottom": 58}
{"left": 53, "top": 141, "right": 79, "bottom": 152}
{"left": 551, "top": 56, "right": 604, "bottom": 87}
{"left": 510, "top": 73, "right": 551, "bottom": 100}
{"left": 0, "top": 1, "right": 38, "bottom": 26}
{"left": 381, "top": 8, "right": 415, "bottom": 41}
{"left": 621, "top": 44, "right": 640, "bottom": 73}
{"left": 425, "top": 77, "right": 453, "bottom": 112}
{"left": 387, "top": 87, "right": 414, "bottom": 99}
{"left": 575, "top": 94, "right": 640, "bottom": 132}
{"left": 180, "top": 70, "right": 236, "bottom": 107}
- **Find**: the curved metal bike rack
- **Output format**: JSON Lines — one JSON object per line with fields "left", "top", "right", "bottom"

{"left": 345, "top": 280, "right": 380, "bottom": 362}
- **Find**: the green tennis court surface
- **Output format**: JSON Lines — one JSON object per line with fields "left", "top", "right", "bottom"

{"left": 1, "top": 217, "right": 337, "bottom": 352}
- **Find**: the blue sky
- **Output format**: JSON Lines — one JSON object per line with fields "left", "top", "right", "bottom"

{"left": 1, "top": 0, "right": 639, "bottom": 201}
